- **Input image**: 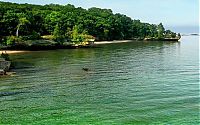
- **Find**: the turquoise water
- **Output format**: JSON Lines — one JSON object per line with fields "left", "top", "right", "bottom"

{"left": 0, "top": 36, "right": 199, "bottom": 124}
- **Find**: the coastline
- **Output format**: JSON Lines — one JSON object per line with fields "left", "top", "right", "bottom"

{"left": 0, "top": 50, "right": 29, "bottom": 54}
{"left": 94, "top": 38, "right": 180, "bottom": 45}
{"left": 0, "top": 38, "right": 181, "bottom": 54}
{"left": 94, "top": 40, "right": 133, "bottom": 45}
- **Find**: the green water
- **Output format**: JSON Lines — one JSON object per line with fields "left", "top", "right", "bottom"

{"left": 0, "top": 36, "right": 199, "bottom": 124}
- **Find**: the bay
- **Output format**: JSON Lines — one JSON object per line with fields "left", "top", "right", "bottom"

{"left": 0, "top": 36, "right": 199, "bottom": 124}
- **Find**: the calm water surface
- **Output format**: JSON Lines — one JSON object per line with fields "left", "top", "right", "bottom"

{"left": 0, "top": 36, "right": 199, "bottom": 124}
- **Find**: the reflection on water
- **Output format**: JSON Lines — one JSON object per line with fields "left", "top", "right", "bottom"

{"left": 0, "top": 36, "right": 199, "bottom": 124}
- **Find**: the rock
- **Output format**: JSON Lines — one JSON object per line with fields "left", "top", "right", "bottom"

{"left": 0, "top": 59, "right": 11, "bottom": 72}
{"left": 82, "top": 68, "right": 89, "bottom": 71}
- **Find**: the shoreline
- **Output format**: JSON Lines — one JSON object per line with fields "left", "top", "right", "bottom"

{"left": 0, "top": 38, "right": 181, "bottom": 54}
{"left": 0, "top": 50, "right": 29, "bottom": 54}
{"left": 94, "top": 40, "right": 133, "bottom": 45}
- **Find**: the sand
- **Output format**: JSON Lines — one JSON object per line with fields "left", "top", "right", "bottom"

{"left": 94, "top": 40, "right": 132, "bottom": 45}
{"left": 0, "top": 50, "right": 29, "bottom": 54}
{"left": 0, "top": 40, "right": 133, "bottom": 54}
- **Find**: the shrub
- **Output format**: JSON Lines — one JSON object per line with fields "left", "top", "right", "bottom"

{"left": 28, "top": 31, "right": 41, "bottom": 40}
{"left": 6, "top": 36, "right": 21, "bottom": 45}
{"left": 21, "top": 31, "right": 41, "bottom": 40}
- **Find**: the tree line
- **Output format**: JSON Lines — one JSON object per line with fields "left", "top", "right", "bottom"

{"left": 0, "top": 2, "right": 180, "bottom": 46}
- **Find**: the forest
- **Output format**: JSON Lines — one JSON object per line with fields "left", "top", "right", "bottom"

{"left": 0, "top": 2, "right": 180, "bottom": 47}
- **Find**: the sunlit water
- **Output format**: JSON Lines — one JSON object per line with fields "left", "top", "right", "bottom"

{"left": 0, "top": 36, "right": 199, "bottom": 124}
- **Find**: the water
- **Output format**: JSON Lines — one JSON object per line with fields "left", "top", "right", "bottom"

{"left": 0, "top": 36, "right": 199, "bottom": 124}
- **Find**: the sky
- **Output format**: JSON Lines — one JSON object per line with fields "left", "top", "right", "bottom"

{"left": 1, "top": 0, "right": 199, "bottom": 33}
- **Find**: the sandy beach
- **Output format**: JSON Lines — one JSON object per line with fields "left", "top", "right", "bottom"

{"left": 0, "top": 50, "right": 29, "bottom": 54}
{"left": 94, "top": 40, "right": 132, "bottom": 45}
{"left": 0, "top": 40, "right": 133, "bottom": 54}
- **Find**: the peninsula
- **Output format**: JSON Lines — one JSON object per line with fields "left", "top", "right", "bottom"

{"left": 0, "top": 2, "right": 181, "bottom": 50}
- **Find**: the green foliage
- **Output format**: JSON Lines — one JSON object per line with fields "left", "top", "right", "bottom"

{"left": 1, "top": 10, "right": 18, "bottom": 36}
{"left": 165, "top": 30, "right": 177, "bottom": 38}
{"left": 6, "top": 36, "right": 15, "bottom": 45}
{"left": 71, "top": 25, "right": 79, "bottom": 39}
{"left": 16, "top": 17, "right": 30, "bottom": 36}
{"left": 71, "top": 25, "right": 94, "bottom": 44}
{"left": 157, "top": 23, "right": 165, "bottom": 39}
{"left": 0, "top": 1, "right": 178, "bottom": 43}
{"left": 45, "top": 11, "right": 62, "bottom": 34}
{"left": 171, "top": 33, "right": 176, "bottom": 38}
{"left": 30, "top": 31, "right": 41, "bottom": 40}
{"left": 53, "top": 24, "right": 61, "bottom": 37}
{"left": 53, "top": 24, "right": 64, "bottom": 43}
{"left": 6, "top": 36, "right": 22, "bottom": 45}
{"left": 71, "top": 25, "right": 84, "bottom": 44}
{"left": 18, "top": 17, "right": 30, "bottom": 26}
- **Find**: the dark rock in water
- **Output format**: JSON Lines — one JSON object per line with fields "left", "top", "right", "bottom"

{"left": 0, "top": 57, "right": 11, "bottom": 75}
{"left": 82, "top": 68, "right": 89, "bottom": 71}
{"left": 0, "top": 59, "right": 11, "bottom": 72}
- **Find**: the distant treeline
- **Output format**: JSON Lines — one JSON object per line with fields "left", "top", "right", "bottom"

{"left": 0, "top": 2, "right": 180, "bottom": 45}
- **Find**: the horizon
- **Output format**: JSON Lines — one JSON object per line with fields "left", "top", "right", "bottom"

{"left": 1, "top": 0, "right": 199, "bottom": 33}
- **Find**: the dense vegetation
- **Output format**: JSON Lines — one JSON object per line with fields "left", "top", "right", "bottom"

{"left": 0, "top": 2, "right": 180, "bottom": 47}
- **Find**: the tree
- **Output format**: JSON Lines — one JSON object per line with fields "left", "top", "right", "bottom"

{"left": 53, "top": 24, "right": 61, "bottom": 37}
{"left": 45, "top": 11, "right": 62, "bottom": 34}
{"left": 171, "top": 32, "right": 176, "bottom": 38}
{"left": 16, "top": 17, "right": 30, "bottom": 37}
{"left": 1, "top": 10, "right": 18, "bottom": 36}
{"left": 157, "top": 23, "right": 165, "bottom": 39}
{"left": 71, "top": 25, "right": 81, "bottom": 43}
{"left": 0, "top": 1, "right": 178, "bottom": 43}
{"left": 53, "top": 23, "right": 63, "bottom": 43}
{"left": 177, "top": 33, "right": 181, "bottom": 39}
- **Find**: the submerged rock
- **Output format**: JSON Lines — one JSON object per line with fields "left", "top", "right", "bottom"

{"left": 82, "top": 68, "right": 90, "bottom": 71}
{"left": 0, "top": 59, "right": 11, "bottom": 71}
{"left": 0, "top": 58, "right": 11, "bottom": 75}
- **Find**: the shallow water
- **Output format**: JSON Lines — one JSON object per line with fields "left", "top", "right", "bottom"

{"left": 0, "top": 36, "right": 199, "bottom": 124}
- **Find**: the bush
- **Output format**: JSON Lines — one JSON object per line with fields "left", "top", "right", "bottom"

{"left": 6, "top": 36, "right": 23, "bottom": 45}
{"left": 171, "top": 33, "right": 176, "bottom": 38}
{"left": 21, "top": 31, "right": 41, "bottom": 40}
{"left": 53, "top": 35, "right": 65, "bottom": 44}
{"left": 0, "top": 36, "right": 6, "bottom": 45}
{"left": 28, "top": 31, "right": 41, "bottom": 40}
{"left": 6, "top": 36, "right": 15, "bottom": 45}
